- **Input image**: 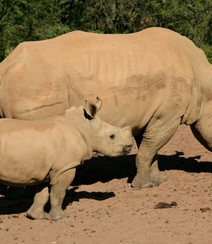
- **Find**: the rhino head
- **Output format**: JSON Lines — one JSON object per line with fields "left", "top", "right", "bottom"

{"left": 84, "top": 97, "right": 134, "bottom": 157}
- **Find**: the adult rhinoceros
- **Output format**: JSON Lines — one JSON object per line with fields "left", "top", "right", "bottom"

{"left": 0, "top": 27, "right": 211, "bottom": 189}
{"left": 0, "top": 98, "right": 133, "bottom": 220}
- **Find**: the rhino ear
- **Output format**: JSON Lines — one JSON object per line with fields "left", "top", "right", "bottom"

{"left": 95, "top": 97, "right": 102, "bottom": 112}
{"left": 84, "top": 97, "right": 102, "bottom": 119}
{"left": 84, "top": 101, "right": 97, "bottom": 119}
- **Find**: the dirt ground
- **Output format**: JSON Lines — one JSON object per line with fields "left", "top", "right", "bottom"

{"left": 1, "top": 124, "right": 212, "bottom": 244}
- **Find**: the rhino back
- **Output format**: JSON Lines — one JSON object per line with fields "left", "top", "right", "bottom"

{"left": 0, "top": 27, "right": 211, "bottom": 129}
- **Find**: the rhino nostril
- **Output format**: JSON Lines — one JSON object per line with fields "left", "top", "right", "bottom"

{"left": 123, "top": 144, "right": 132, "bottom": 154}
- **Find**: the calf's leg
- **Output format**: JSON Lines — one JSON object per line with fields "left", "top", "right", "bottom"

{"left": 46, "top": 168, "right": 76, "bottom": 220}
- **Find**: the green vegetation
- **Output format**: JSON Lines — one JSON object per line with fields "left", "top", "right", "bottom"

{"left": 1, "top": 0, "right": 212, "bottom": 62}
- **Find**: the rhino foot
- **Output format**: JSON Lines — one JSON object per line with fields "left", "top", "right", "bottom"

{"left": 26, "top": 211, "right": 45, "bottom": 220}
{"left": 150, "top": 171, "right": 167, "bottom": 184}
{"left": 45, "top": 211, "right": 69, "bottom": 221}
{"left": 130, "top": 167, "right": 167, "bottom": 189}
{"left": 130, "top": 175, "right": 167, "bottom": 189}
{"left": 130, "top": 171, "right": 160, "bottom": 189}
{"left": 129, "top": 181, "right": 159, "bottom": 189}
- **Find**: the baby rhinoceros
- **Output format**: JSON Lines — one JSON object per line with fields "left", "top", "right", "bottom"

{"left": 0, "top": 97, "right": 133, "bottom": 220}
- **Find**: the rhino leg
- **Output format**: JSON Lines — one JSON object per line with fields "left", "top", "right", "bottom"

{"left": 131, "top": 118, "right": 180, "bottom": 189}
{"left": 190, "top": 114, "right": 212, "bottom": 151}
{"left": 45, "top": 168, "right": 76, "bottom": 221}
{"left": 134, "top": 131, "right": 167, "bottom": 185}
{"left": 27, "top": 184, "right": 49, "bottom": 219}
{"left": 149, "top": 154, "right": 167, "bottom": 183}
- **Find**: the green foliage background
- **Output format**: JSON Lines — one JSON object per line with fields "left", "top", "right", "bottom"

{"left": 0, "top": 0, "right": 212, "bottom": 62}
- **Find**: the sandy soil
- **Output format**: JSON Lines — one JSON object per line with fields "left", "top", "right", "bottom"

{"left": 1, "top": 124, "right": 212, "bottom": 244}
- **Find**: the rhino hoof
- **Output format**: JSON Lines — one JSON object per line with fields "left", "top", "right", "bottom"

{"left": 150, "top": 172, "right": 167, "bottom": 184}
{"left": 45, "top": 212, "right": 69, "bottom": 221}
{"left": 129, "top": 181, "right": 158, "bottom": 189}
{"left": 128, "top": 184, "right": 140, "bottom": 190}
{"left": 26, "top": 212, "right": 45, "bottom": 220}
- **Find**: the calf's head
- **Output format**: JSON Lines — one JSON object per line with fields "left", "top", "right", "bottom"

{"left": 84, "top": 97, "right": 134, "bottom": 157}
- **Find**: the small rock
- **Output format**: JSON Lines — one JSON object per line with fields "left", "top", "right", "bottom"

{"left": 200, "top": 207, "right": 211, "bottom": 212}
{"left": 12, "top": 215, "right": 19, "bottom": 218}
{"left": 154, "top": 201, "right": 177, "bottom": 209}
{"left": 171, "top": 201, "right": 177, "bottom": 206}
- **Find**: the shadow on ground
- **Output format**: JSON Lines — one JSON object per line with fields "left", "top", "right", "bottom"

{"left": 72, "top": 151, "right": 212, "bottom": 186}
{"left": 0, "top": 151, "right": 212, "bottom": 215}
{"left": 158, "top": 151, "right": 212, "bottom": 173}
{"left": 72, "top": 155, "right": 137, "bottom": 186}
{"left": 0, "top": 187, "right": 115, "bottom": 215}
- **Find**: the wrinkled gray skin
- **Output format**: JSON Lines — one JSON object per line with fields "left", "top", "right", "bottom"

{"left": 0, "top": 98, "right": 133, "bottom": 220}
{"left": 0, "top": 27, "right": 212, "bottom": 189}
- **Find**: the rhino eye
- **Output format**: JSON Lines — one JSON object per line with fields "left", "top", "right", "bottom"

{"left": 110, "top": 134, "right": 115, "bottom": 139}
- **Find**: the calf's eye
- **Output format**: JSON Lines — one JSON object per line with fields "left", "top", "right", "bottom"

{"left": 110, "top": 134, "right": 115, "bottom": 139}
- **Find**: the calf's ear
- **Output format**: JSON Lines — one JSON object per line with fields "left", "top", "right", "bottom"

{"left": 95, "top": 97, "right": 102, "bottom": 111}
{"left": 84, "top": 97, "right": 102, "bottom": 118}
